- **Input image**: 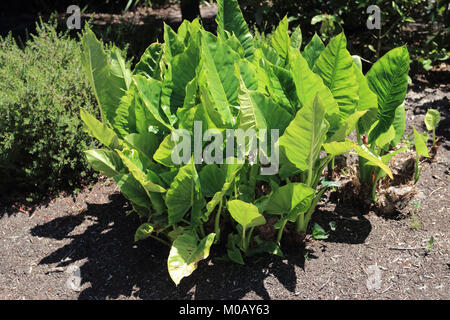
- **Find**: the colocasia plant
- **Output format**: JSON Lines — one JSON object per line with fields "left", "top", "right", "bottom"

{"left": 80, "top": 0, "right": 407, "bottom": 285}
{"left": 352, "top": 48, "right": 411, "bottom": 202}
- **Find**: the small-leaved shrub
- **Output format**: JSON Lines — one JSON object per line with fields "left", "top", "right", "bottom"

{"left": 0, "top": 21, "right": 99, "bottom": 194}
{"left": 80, "top": 0, "right": 409, "bottom": 285}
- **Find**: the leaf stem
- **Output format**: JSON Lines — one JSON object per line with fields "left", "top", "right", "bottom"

{"left": 214, "top": 198, "right": 223, "bottom": 243}
{"left": 276, "top": 219, "right": 288, "bottom": 245}
{"left": 149, "top": 234, "right": 171, "bottom": 247}
{"left": 246, "top": 227, "right": 255, "bottom": 251}
{"left": 432, "top": 128, "right": 436, "bottom": 147}
{"left": 242, "top": 227, "right": 246, "bottom": 253}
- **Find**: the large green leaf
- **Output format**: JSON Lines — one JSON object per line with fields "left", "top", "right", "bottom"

{"left": 177, "top": 18, "right": 202, "bottom": 46}
{"left": 260, "top": 60, "right": 298, "bottom": 114}
{"left": 265, "top": 183, "right": 315, "bottom": 218}
{"left": 313, "top": 33, "right": 359, "bottom": 119}
{"left": 290, "top": 26, "right": 302, "bottom": 50}
{"left": 302, "top": 33, "right": 325, "bottom": 69}
{"left": 165, "top": 161, "right": 206, "bottom": 226}
{"left": 80, "top": 109, "right": 124, "bottom": 150}
{"left": 227, "top": 200, "right": 266, "bottom": 230}
{"left": 289, "top": 48, "right": 340, "bottom": 133}
{"left": 113, "top": 84, "right": 138, "bottom": 136}
{"left": 153, "top": 133, "right": 178, "bottom": 167}
{"left": 81, "top": 29, "right": 131, "bottom": 133}
{"left": 353, "top": 63, "right": 378, "bottom": 134}
{"left": 199, "top": 32, "right": 240, "bottom": 126}
{"left": 163, "top": 23, "right": 185, "bottom": 62}
{"left": 391, "top": 104, "right": 406, "bottom": 147}
{"left": 366, "top": 46, "right": 410, "bottom": 143}
{"left": 271, "top": 16, "right": 290, "bottom": 62}
{"left": 114, "top": 174, "right": 151, "bottom": 209}
{"left": 85, "top": 149, "right": 123, "bottom": 178}
{"left": 133, "top": 75, "right": 173, "bottom": 131}
{"left": 205, "top": 159, "right": 243, "bottom": 218}
{"left": 168, "top": 232, "right": 215, "bottom": 285}
{"left": 236, "top": 70, "right": 292, "bottom": 134}
{"left": 124, "top": 132, "right": 160, "bottom": 161}
{"left": 117, "top": 149, "right": 166, "bottom": 194}
{"left": 199, "top": 164, "right": 226, "bottom": 198}
{"left": 328, "top": 110, "right": 368, "bottom": 142}
{"left": 161, "top": 34, "right": 200, "bottom": 114}
{"left": 353, "top": 144, "right": 393, "bottom": 178}
{"left": 134, "top": 43, "right": 163, "bottom": 80}
{"left": 216, "top": 0, "right": 254, "bottom": 59}
{"left": 323, "top": 140, "right": 357, "bottom": 156}
{"left": 257, "top": 43, "right": 282, "bottom": 66}
{"left": 279, "top": 95, "right": 329, "bottom": 172}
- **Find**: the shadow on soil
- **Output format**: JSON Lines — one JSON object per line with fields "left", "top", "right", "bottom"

{"left": 311, "top": 200, "right": 372, "bottom": 245}
{"left": 409, "top": 84, "right": 450, "bottom": 150}
{"left": 30, "top": 193, "right": 316, "bottom": 300}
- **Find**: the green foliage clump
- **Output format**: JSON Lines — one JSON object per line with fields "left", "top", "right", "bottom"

{"left": 0, "top": 21, "right": 99, "bottom": 194}
{"left": 240, "top": 0, "right": 449, "bottom": 72}
{"left": 80, "top": 0, "right": 410, "bottom": 285}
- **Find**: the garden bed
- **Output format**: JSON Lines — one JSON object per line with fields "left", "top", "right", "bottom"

{"left": 0, "top": 81, "right": 448, "bottom": 300}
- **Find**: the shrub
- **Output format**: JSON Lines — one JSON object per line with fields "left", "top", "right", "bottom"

{"left": 0, "top": 20, "right": 99, "bottom": 195}
{"left": 80, "top": 0, "right": 409, "bottom": 285}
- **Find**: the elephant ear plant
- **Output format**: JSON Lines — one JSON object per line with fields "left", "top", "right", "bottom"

{"left": 350, "top": 48, "right": 411, "bottom": 202}
{"left": 80, "top": 0, "right": 407, "bottom": 285}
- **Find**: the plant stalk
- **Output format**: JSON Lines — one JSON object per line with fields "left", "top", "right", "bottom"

{"left": 432, "top": 128, "right": 436, "bottom": 147}
{"left": 246, "top": 227, "right": 255, "bottom": 251}
{"left": 276, "top": 219, "right": 288, "bottom": 245}
{"left": 149, "top": 235, "right": 171, "bottom": 247}
{"left": 214, "top": 198, "right": 223, "bottom": 243}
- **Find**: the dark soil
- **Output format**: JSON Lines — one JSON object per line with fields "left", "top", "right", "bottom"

{"left": 0, "top": 78, "right": 449, "bottom": 300}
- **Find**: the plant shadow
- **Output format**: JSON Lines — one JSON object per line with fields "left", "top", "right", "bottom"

{"left": 30, "top": 192, "right": 312, "bottom": 300}
{"left": 310, "top": 199, "right": 372, "bottom": 245}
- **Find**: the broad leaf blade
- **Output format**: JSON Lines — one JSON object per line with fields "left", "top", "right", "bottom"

{"left": 313, "top": 33, "right": 359, "bottom": 119}
{"left": 216, "top": 0, "right": 254, "bottom": 59}
{"left": 114, "top": 174, "right": 151, "bottom": 209}
{"left": 85, "top": 149, "right": 123, "bottom": 178}
{"left": 81, "top": 29, "right": 131, "bottom": 134}
{"left": 168, "top": 232, "right": 215, "bottom": 285}
{"left": 279, "top": 94, "right": 329, "bottom": 172}
{"left": 302, "top": 33, "right": 325, "bottom": 69}
{"left": 366, "top": 46, "right": 410, "bottom": 143}
{"left": 165, "top": 161, "right": 206, "bottom": 225}
{"left": 199, "top": 32, "right": 239, "bottom": 126}
{"left": 228, "top": 200, "right": 266, "bottom": 230}
{"left": 413, "top": 127, "right": 430, "bottom": 158}
{"left": 391, "top": 104, "right": 406, "bottom": 147}
{"left": 271, "top": 16, "right": 290, "bottom": 62}
{"left": 80, "top": 109, "right": 124, "bottom": 150}
{"left": 424, "top": 109, "right": 440, "bottom": 131}
{"left": 353, "top": 144, "right": 393, "bottom": 179}
{"left": 265, "top": 183, "right": 315, "bottom": 218}
{"left": 134, "top": 43, "right": 163, "bottom": 80}
{"left": 117, "top": 149, "right": 166, "bottom": 193}
{"left": 289, "top": 48, "right": 340, "bottom": 134}
{"left": 353, "top": 63, "right": 378, "bottom": 134}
